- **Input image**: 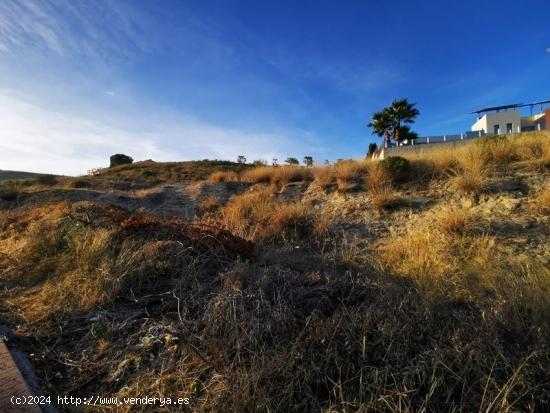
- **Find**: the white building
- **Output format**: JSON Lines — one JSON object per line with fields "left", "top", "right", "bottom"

{"left": 471, "top": 101, "right": 549, "bottom": 135}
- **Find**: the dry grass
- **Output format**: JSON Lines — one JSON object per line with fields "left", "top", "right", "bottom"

{"left": 437, "top": 207, "right": 477, "bottom": 235}
{"left": 334, "top": 160, "right": 369, "bottom": 192}
{"left": 240, "top": 165, "right": 313, "bottom": 186}
{"left": 208, "top": 171, "right": 239, "bottom": 182}
{"left": 221, "top": 186, "right": 312, "bottom": 241}
{"left": 240, "top": 166, "right": 273, "bottom": 183}
{"left": 311, "top": 166, "right": 335, "bottom": 189}
{"left": 530, "top": 187, "right": 550, "bottom": 215}
{"left": 448, "top": 146, "right": 490, "bottom": 195}
{"left": 197, "top": 195, "right": 221, "bottom": 214}
{"left": 1, "top": 132, "right": 549, "bottom": 412}
{"left": 399, "top": 133, "right": 550, "bottom": 192}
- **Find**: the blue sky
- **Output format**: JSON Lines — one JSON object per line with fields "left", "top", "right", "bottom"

{"left": 0, "top": 0, "right": 549, "bottom": 175}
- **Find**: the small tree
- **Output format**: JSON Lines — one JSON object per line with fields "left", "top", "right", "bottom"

{"left": 285, "top": 157, "right": 299, "bottom": 165}
{"left": 109, "top": 154, "right": 133, "bottom": 168}
{"left": 303, "top": 156, "right": 313, "bottom": 167}
{"left": 367, "top": 143, "right": 378, "bottom": 158}
{"left": 252, "top": 159, "right": 267, "bottom": 166}
{"left": 272, "top": 158, "right": 279, "bottom": 167}
{"left": 237, "top": 155, "right": 247, "bottom": 164}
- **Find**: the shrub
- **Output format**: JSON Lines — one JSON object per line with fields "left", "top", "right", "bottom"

{"left": 378, "top": 156, "right": 410, "bottom": 182}
{"left": 109, "top": 154, "right": 133, "bottom": 168}
{"left": 285, "top": 157, "right": 300, "bottom": 165}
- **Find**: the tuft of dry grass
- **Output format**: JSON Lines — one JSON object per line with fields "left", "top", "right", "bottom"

{"left": 197, "top": 195, "right": 221, "bottom": 214}
{"left": 448, "top": 146, "right": 490, "bottom": 195}
{"left": 240, "top": 166, "right": 273, "bottom": 183}
{"left": 437, "top": 207, "right": 476, "bottom": 235}
{"left": 209, "top": 170, "right": 239, "bottom": 182}
{"left": 221, "top": 186, "right": 312, "bottom": 241}
{"left": 334, "top": 160, "right": 369, "bottom": 192}
{"left": 241, "top": 165, "right": 313, "bottom": 186}
{"left": 311, "top": 166, "right": 335, "bottom": 189}
{"left": 530, "top": 187, "right": 550, "bottom": 215}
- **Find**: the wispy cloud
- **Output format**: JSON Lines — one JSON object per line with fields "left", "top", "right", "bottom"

{"left": 0, "top": 0, "right": 151, "bottom": 61}
{"left": 0, "top": 91, "right": 319, "bottom": 175}
{"left": 546, "top": 47, "right": 550, "bottom": 53}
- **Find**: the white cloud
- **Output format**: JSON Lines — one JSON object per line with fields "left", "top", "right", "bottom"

{"left": 105, "top": 91, "right": 116, "bottom": 96}
{"left": 546, "top": 47, "right": 550, "bottom": 53}
{"left": 0, "top": 91, "right": 316, "bottom": 176}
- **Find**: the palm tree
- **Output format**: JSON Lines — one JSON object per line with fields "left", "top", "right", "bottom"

{"left": 395, "top": 125, "right": 418, "bottom": 144}
{"left": 368, "top": 110, "right": 393, "bottom": 148}
{"left": 389, "top": 98, "right": 419, "bottom": 143}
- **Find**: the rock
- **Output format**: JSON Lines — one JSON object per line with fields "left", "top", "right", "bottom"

{"left": 500, "top": 198, "right": 521, "bottom": 211}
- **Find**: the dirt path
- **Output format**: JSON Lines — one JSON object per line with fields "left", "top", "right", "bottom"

{"left": 0, "top": 340, "right": 42, "bottom": 412}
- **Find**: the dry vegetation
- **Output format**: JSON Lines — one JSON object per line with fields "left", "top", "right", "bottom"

{"left": 1, "top": 132, "right": 549, "bottom": 412}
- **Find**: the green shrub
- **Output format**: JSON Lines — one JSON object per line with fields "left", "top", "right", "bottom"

{"left": 109, "top": 154, "right": 133, "bottom": 168}
{"left": 379, "top": 156, "right": 410, "bottom": 182}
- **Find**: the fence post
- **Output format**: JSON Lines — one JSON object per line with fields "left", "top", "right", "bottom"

{"left": 478, "top": 130, "right": 482, "bottom": 137}
{"left": 427, "top": 136, "right": 430, "bottom": 144}
{"left": 443, "top": 135, "right": 446, "bottom": 142}
{"left": 460, "top": 133, "right": 464, "bottom": 140}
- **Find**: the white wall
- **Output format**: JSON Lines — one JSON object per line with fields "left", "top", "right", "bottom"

{"left": 471, "top": 111, "right": 521, "bottom": 134}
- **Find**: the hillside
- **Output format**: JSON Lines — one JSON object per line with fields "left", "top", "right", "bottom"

{"left": 0, "top": 170, "right": 58, "bottom": 182}
{"left": 0, "top": 132, "right": 549, "bottom": 412}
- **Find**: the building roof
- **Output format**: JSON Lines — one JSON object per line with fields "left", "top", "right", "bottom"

{"left": 471, "top": 99, "right": 550, "bottom": 114}
{"left": 528, "top": 99, "right": 550, "bottom": 106}
{"left": 471, "top": 103, "right": 523, "bottom": 114}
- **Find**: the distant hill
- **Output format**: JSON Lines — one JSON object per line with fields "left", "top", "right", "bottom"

{"left": 0, "top": 170, "right": 58, "bottom": 182}
{"left": 91, "top": 159, "right": 251, "bottom": 182}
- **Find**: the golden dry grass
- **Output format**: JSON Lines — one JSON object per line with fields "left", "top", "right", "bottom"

{"left": 399, "top": 132, "right": 550, "bottom": 193}
{"left": 221, "top": 186, "right": 312, "bottom": 240}
{"left": 197, "top": 195, "right": 221, "bottom": 214}
{"left": 240, "top": 165, "right": 313, "bottom": 186}
{"left": 377, "top": 207, "right": 550, "bottom": 325}
{"left": 208, "top": 170, "right": 239, "bottom": 182}
{"left": 436, "top": 207, "right": 476, "bottom": 235}
{"left": 1, "top": 132, "right": 549, "bottom": 412}
{"left": 334, "top": 160, "right": 370, "bottom": 191}
{"left": 311, "top": 166, "right": 335, "bottom": 188}
{"left": 530, "top": 187, "right": 550, "bottom": 215}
